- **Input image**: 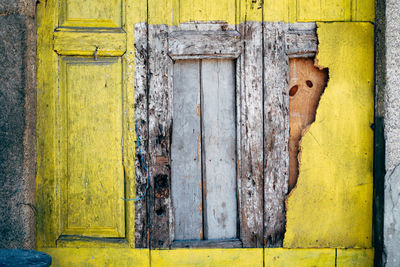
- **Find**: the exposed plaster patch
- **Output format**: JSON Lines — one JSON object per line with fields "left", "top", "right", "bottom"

{"left": 288, "top": 58, "right": 328, "bottom": 192}
{"left": 284, "top": 22, "right": 374, "bottom": 248}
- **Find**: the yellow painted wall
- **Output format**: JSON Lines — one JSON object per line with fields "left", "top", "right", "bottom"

{"left": 37, "top": 0, "right": 375, "bottom": 265}
{"left": 41, "top": 248, "right": 373, "bottom": 266}
{"left": 284, "top": 22, "right": 374, "bottom": 248}
{"left": 148, "top": 0, "right": 374, "bottom": 25}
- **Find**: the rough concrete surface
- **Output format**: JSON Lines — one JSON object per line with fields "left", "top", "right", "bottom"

{"left": 384, "top": 165, "right": 400, "bottom": 266}
{"left": 0, "top": 14, "right": 36, "bottom": 249}
{"left": 0, "top": 0, "right": 36, "bottom": 18}
{"left": 385, "top": 0, "right": 400, "bottom": 265}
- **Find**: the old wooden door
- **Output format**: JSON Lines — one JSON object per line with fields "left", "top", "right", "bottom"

{"left": 36, "top": 0, "right": 374, "bottom": 265}
{"left": 35, "top": 0, "right": 150, "bottom": 264}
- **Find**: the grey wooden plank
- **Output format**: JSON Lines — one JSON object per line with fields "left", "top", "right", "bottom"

{"left": 171, "top": 239, "right": 242, "bottom": 248}
{"left": 171, "top": 60, "right": 203, "bottom": 241}
{"left": 263, "top": 22, "right": 290, "bottom": 247}
{"left": 133, "top": 22, "right": 149, "bottom": 248}
{"left": 148, "top": 24, "right": 174, "bottom": 248}
{"left": 238, "top": 21, "right": 264, "bottom": 248}
{"left": 168, "top": 31, "right": 242, "bottom": 60}
{"left": 202, "top": 59, "right": 237, "bottom": 240}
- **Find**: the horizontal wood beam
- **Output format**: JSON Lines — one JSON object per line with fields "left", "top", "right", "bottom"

{"left": 168, "top": 31, "right": 242, "bottom": 60}
{"left": 53, "top": 31, "right": 126, "bottom": 56}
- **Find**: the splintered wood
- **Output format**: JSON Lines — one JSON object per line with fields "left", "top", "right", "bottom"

{"left": 289, "top": 58, "right": 328, "bottom": 191}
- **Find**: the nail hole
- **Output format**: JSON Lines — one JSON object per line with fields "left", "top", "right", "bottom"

{"left": 289, "top": 85, "right": 299, "bottom": 96}
{"left": 306, "top": 80, "right": 313, "bottom": 88}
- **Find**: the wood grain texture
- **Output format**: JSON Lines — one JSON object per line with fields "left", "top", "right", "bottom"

{"left": 263, "top": 22, "right": 289, "bottom": 247}
{"left": 171, "top": 60, "right": 203, "bottom": 241}
{"left": 202, "top": 59, "right": 237, "bottom": 240}
{"left": 171, "top": 239, "right": 242, "bottom": 248}
{"left": 134, "top": 22, "right": 149, "bottom": 248}
{"left": 168, "top": 31, "right": 242, "bottom": 60}
{"left": 285, "top": 26, "right": 317, "bottom": 58}
{"left": 238, "top": 21, "right": 264, "bottom": 248}
{"left": 148, "top": 24, "right": 174, "bottom": 248}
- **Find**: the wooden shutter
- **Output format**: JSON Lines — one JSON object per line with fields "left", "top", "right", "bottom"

{"left": 36, "top": 0, "right": 136, "bottom": 248}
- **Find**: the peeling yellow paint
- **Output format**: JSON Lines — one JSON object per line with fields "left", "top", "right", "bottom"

{"left": 37, "top": 0, "right": 375, "bottom": 265}
{"left": 148, "top": 0, "right": 374, "bottom": 25}
{"left": 284, "top": 22, "right": 374, "bottom": 248}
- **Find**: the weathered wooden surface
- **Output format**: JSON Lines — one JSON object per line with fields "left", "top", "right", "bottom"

{"left": 288, "top": 58, "right": 328, "bottom": 191}
{"left": 171, "top": 60, "right": 203, "bottom": 241}
{"left": 238, "top": 21, "right": 264, "bottom": 248}
{"left": 263, "top": 22, "right": 289, "bottom": 247}
{"left": 171, "top": 239, "right": 242, "bottom": 248}
{"left": 148, "top": 24, "right": 174, "bottom": 248}
{"left": 202, "top": 59, "right": 237, "bottom": 240}
{"left": 168, "top": 31, "right": 242, "bottom": 60}
{"left": 285, "top": 24, "right": 317, "bottom": 58}
{"left": 134, "top": 22, "right": 149, "bottom": 248}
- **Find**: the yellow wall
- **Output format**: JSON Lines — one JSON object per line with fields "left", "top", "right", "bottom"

{"left": 37, "top": 0, "right": 375, "bottom": 265}
{"left": 284, "top": 22, "right": 374, "bottom": 248}
{"left": 41, "top": 248, "right": 373, "bottom": 266}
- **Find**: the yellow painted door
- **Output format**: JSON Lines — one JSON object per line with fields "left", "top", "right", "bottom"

{"left": 36, "top": 0, "right": 149, "bottom": 265}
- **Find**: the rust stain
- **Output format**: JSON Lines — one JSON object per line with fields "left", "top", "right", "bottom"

{"left": 197, "top": 104, "right": 201, "bottom": 117}
{"left": 197, "top": 134, "right": 201, "bottom": 159}
{"left": 156, "top": 156, "right": 169, "bottom": 165}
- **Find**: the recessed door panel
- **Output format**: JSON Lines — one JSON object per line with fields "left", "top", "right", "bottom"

{"left": 60, "top": 57, "right": 125, "bottom": 238}
{"left": 59, "top": 0, "right": 122, "bottom": 28}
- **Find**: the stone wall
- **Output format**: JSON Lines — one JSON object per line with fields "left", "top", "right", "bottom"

{"left": 384, "top": 0, "right": 400, "bottom": 266}
{"left": 0, "top": 0, "right": 36, "bottom": 249}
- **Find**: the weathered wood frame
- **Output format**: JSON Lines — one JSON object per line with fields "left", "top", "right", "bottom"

{"left": 262, "top": 22, "right": 318, "bottom": 247}
{"left": 134, "top": 22, "right": 319, "bottom": 249}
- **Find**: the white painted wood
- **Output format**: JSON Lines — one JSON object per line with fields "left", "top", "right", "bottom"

{"left": 202, "top": 59, "right": 237, "bottom": 240}
{"left": 171, "top": 60, "right": 203, "bottom": 241}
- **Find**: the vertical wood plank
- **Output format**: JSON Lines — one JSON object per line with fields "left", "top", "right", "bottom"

{"left": 171, "top": 60, "right": 203, "bottom": 241}
{"left": 238, "top": 0, "right": 264, "bottom": 246}
{"left": 134, "top": 22, "right": 149, "bottom": 248}
{"left": 263, "top": 22, "right": 290, "bottom": 247}
{"left": 202, "top": 59, "right": 237, "bottom": 240}
{"left": 148, "top": 24, "right": 174, "bottom": 248}
{"left": 36, "top": 0, "right": 60, "bottom": 247}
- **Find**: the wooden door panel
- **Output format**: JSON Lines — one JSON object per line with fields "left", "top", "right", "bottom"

{"left": 171, "top": 60, "right": 203, "bottom": 241}
{"left": 60, "top": 57, "right": 125, "bottom": 238}
{"left": 202, "top": 59, "right": 237, "bottom": 240}
{"left": 59, "top": 0, "right": 122, "bottom": 28}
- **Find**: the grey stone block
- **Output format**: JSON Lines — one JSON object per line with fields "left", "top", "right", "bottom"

{"left": 0, "top": 15, "right": 28, "bottom": 249}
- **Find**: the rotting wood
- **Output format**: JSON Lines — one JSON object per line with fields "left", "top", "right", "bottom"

{"left": 288, "top": 58, "right": 328, "bottom": 191}
{"left": 171, "top": 239, "right": 242, "bottom": 248}
{"left": 263, "top": 22, "right": 290, "bottom": 248}
{"left": 285, "top": 23, "right": 317, "bottom": 58}
{"left": 134, "top": 22, "right": 148, "bottom": 248}
{"left": 148, "top": 24, "right": 174, "bottom": 248}
{"left": 168, "top": 31, "right": 242, "bottom": 60}
{"left": 238, "top": 21, "right": 264, "bottom": 248}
